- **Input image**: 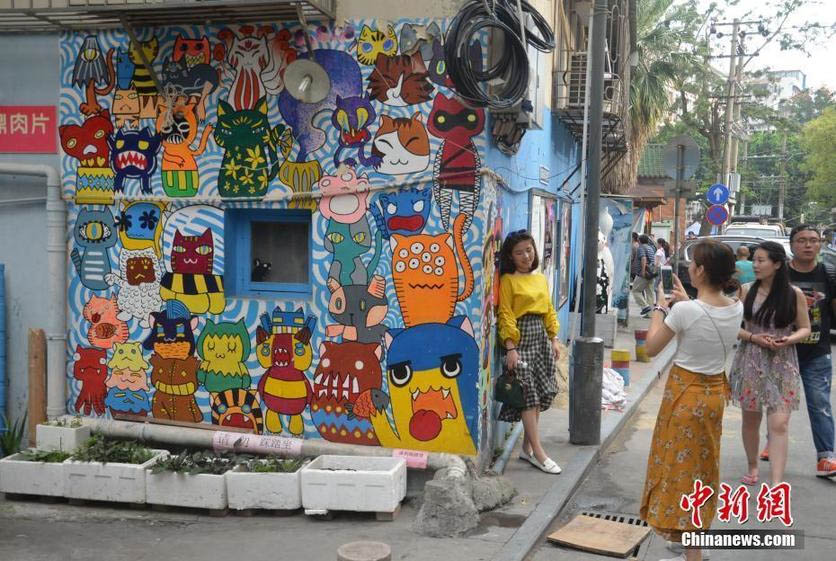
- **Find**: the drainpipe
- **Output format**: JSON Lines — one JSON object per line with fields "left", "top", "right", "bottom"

{"left": 0, "top": 164, "right": 66, "bottom": 419}
{"left": 69, "top": 416, "right": 467, "bottom": 477}
{"left": 0, "top": 263, "right": 5, "bottom": 430}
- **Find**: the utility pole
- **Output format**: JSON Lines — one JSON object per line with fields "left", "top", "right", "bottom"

{"left": 778, "top": 132, "right": 787, "bottom": 220}
{"left": 570, "top": 0, "right": 606, "bottom": 446}
{"left": 739, "top": 140, "right": 748, "bottom": 214}
{"left": 720, "top": 19, "right": 739, "bottom": 187}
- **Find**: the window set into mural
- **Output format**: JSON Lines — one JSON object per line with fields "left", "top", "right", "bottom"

{"left": 60, "top": 19, "right": 501, "bottom": 456}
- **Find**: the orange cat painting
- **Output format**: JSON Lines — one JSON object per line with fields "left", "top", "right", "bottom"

{"left": 391, "top": 213, "right": 473, "bottom": 326}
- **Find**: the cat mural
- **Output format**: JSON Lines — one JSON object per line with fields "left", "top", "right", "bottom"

{"left": 324, "top": 215, "right": 382, "bottom": 286}
{"left": 60, "top": 112, "right": 115, "bottom": 204}
{"left": 108, "top": 127, "right": 162, "bottom": 195}
{"left": 317, "top": 167, "right": 371, "bottom": 224}
{"left": 371, "top": 113, "right": 430, "bottom": 176}
{"left": 325, "top": 274, "right": 389, "bottom": 345}
{"left": 369, "top": 187, "right": 432, "bottom": 240}
{"left": 331, "top": 94, "right": 380, "bottom": 169}
{"left": 71, "top": 206, "right": 118, "bottom": 290}
{"left": 144, "top": 300, "right": 203, "bottom": 423}
{"left": 105, "top": 342, "right": 151, "bottom": 417}
{"left": 213, "top": 96, "right": 292, "bottom": 199}
{"left": 105, "top": 246, "right": 163, "bottom": 328}
{"left": 356, "top": 24, "right": 398, "bottom": 65}
{"left": 367, "top": 53, "right": 433, "bottom": 107}
{"left": 159, "top": 228, "right": 225, "bottom": 315}
{"left": 391, "top": 213, "right": 474, "bottom": 326}
{"left": 196, "top": 319, "right": 251, "bottom": 394}
{"left": 211, "top": 389, "right": 264, "bottom": 433}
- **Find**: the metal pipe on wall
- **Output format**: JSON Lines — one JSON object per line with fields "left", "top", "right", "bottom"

{"left": 0, "top": 163, "right": 66, "bottom": 420}
{"left": 0, "top": 263, "right": 5, "bottom": 430}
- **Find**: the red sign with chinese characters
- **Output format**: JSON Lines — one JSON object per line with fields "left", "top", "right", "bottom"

{"left": 0, "top": 105, "right": 57, "bottom": 154}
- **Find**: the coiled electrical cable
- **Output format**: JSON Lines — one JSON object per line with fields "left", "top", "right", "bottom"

{"left": 444, "top": 1, "right": 530, "bottom": 109}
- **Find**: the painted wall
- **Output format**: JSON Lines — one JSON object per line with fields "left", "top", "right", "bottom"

{"left": 0, "top": 34, "right": 60, "bottom": 430}
{"left": 59, "top": 19, "right": 499, "bottom": 458}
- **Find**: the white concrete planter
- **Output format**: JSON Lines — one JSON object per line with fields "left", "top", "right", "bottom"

{"left": 301, "top": 455, "right": 406, "bottom": 514}
{"left": 63, "top": 449, "right": 168, "bottom": 504}
{"left": 146, "top": 465, "right": 238, "bottom": 510}
{"left": 35, "top": 424, "right": 91, "bottom": 453}
{"left": 226, "top": 461, "right": 304, "bottom": 511}
{"left": 0, "top": 451, "right": 66, "bottom": 497}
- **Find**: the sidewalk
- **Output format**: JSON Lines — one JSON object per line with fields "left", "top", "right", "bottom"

{"left": 0, "top": 315, "right": 668, "bottom": 561}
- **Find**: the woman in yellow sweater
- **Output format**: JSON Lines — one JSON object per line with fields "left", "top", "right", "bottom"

{"left": 497, "top": 230, "right": 562, "bottom": 474}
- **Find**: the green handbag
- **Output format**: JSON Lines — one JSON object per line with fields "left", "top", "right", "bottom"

{"left": 495, "top": 373, "right": 525, "bottom": 409}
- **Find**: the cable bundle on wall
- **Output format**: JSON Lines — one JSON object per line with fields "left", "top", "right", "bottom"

{"left": 444, "top": 0, "right": 554, "bottom": 110}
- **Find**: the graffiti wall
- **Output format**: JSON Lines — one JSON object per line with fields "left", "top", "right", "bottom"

{"left": 60, "top": 19, "right": 496, "bottom": 456}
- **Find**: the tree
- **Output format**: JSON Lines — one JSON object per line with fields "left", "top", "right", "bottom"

{"left": 801, "top": 106, "right": 836, "bottom": 209}
{"left": 603, "top": 0, "right": 701, "bottom": 194}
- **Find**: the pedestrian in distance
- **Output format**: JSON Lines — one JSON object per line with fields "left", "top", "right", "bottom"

{"left": 630, "top": 231, "right": 640, "bottom": 282}
{"left": 776, "top": 224, "right": 836, "bottom": 478}
{"left": 496, "top": 230, "right": 562, "bottom": 475}
{"left": 631, "top": 234, "right": 657, "bottom": 316}
{"left": 640, "top": 239, "right": 744, "bottom": 561}
{"left": 734, "top": 245, "right": 755, "bottom": 284}
{"left": 653, "top": 238, "right": 671, "bottom": 291}
{"left": 730, "top": 241, "right": 810, "bottom": 487}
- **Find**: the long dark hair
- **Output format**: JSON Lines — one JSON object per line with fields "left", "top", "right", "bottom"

{"left": 743, "top": 241, "right": 796, "bottom": 328}
{"left": 691, "top": 239, "right": 740, "bottom": 292}
{"left": 656, "top": 238, "right": 671, "bottom": 258}
{"left": 499, "top": 230, "right": 539, "bottom": 274}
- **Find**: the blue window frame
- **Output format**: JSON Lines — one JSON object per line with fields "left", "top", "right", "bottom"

{"left": 225, "top": 209, "right": 312, "bottom": 298}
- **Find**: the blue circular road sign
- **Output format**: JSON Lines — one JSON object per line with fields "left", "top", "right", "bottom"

{"left": 706, "top": 183, "right": 730, "bottom": 205}
{"left": 706, "top": 204, "right": 729, "bottom": 225}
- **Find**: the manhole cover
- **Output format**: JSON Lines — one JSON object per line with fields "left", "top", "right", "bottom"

{"left": 547, "top": 511, "right": 652, "bottom": 559}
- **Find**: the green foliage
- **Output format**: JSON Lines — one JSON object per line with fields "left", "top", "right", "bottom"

{"left": 0, "top": 412, "right": 28, "bottom": 458}
{"left": 71, "top": 434, "right": 154, "bottom": 465}
{"left": 18, "top": 449, "right": 72, "bottom": 463}
{"left": 801, "top": 106, "right": 836, "bottom": 209}
{"left": 242, "top": 456, "right": 305, "bottom": 474}
{"left": 150, "top": 450, "right": 243, "bottom": 475}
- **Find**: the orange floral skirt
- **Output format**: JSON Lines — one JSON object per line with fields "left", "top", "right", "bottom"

{"left": 640, "top": 364, "right": 729, "bottom": 541}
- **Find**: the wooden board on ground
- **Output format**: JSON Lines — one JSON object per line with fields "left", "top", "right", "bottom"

{"left": 546, "top": 514, "right": 651, "bottom": 558}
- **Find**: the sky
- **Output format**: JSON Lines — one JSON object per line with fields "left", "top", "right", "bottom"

{"left": 695, "top": 0, "right": 835, "bottom": 90}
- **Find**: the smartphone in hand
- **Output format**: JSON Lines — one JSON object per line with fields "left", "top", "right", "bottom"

{"left": 661, "top": 265, "right": 674, "bottom": 297}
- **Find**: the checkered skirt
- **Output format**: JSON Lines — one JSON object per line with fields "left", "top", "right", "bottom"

{"left": 498, "top": 314, "right": 558, "bottom": 422}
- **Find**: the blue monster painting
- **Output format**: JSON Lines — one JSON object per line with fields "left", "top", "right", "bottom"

{"left": 369, "top": 187, "right": 432, "bottom": 239}
{"left": 363, "top": 315, "right": 480, "bottom": 455}
{"left": 331, "top": 93, "right": 381, "bottom": 169}
{"left": 114, "top": 48, "right": 135, "bottom": 90}
{"left": 108, "top": 127, "right": 162, "bottom": 194}
{"left": 277, "top": 49, "right": 364, "bottom": 198}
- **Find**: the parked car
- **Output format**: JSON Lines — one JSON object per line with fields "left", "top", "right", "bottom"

{"left": 724, "top": 223, "right": 785, "bottom": 238}
{"left": 673, "top": 235, "right": 793, "bottom": 298}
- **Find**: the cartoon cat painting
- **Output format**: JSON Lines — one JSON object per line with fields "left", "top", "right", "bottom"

{"left": 324, "top": 216, "right": 382, "bottom": 286}
{"left": 371, "top": 114, "right": 430, "bottom": 176}
{"left": 356, "top": 24, "right": 398, "bottom": 65}
{"left": 360, "top": 316, "right": 479, "bottom": 455}
{"left": 160, "top": 228, "right": 225, "bottom": 315}
{"left": 391, "top": 213, "right": 474, "bottom": 326}
{"left": 211, "top": 389, "right": 264, "bottom": 433}
{"left": 367, "top": 53, "right": 433, "bottom": 107}
{"left": 196, "top": 319, "right": 251, "bottom": 394}
{"left": 317, "top": 167, "right": 371, "bottom": 225}
{"left": 60, "top": 112, "right": 116, "bottom": 203}
{"left": 108, "top": 127, "right": 162, "bottom": 195}
{"left": 83, "top": 294, "right": 129, "bottom": 349}
{"left": 331, "top": 94, "right": 380, "bottom": 169}
{"left": 325, "top": 274, "right": 388, "bottom": 345}
{"left": 105, "top": 246, "right": 163, "bottom": 328}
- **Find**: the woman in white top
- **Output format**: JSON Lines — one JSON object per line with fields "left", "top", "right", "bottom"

{"left": 639, "top": 239, "right": 745, "bottom": 561}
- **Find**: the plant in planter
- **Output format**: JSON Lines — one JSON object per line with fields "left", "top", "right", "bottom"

{"left": 36, "top": 415, "right": 90, "bottom": 453}
{"left": 0, "top": 447, "right": 71, "bottom": 497}
{"left": 0, "top": 412, "right": 28, "bottom": 458}
{"left": 146, "top": 450, "right": 241, "bottom": 510}
{"left": 227, "top": 456, "right": 308, "bottom": 511}
{"left": 64, "top": 434, "right": 167, "bottom": 504}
